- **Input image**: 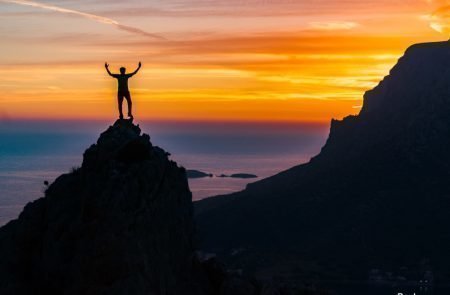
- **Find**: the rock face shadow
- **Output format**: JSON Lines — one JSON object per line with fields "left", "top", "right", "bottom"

{"left": 0, "top": 120, "right": 200, "bottom": 295}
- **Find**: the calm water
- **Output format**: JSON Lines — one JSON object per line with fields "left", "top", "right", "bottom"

{"left": 0, "top": 119, "right": 328, "bottom": 225}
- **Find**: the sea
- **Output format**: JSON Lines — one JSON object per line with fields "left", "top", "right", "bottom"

{"left": 0, "top": 119, "right": 328, "bottom": 226}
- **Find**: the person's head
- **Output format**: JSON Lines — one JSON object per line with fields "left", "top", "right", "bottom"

{"left": 120, "top": 67, "right": 126, "bottom": 74}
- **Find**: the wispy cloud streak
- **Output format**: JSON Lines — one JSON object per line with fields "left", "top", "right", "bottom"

{"left": 0, "top": 0, "right": 165, "bottom": 40}
{"left": 308, "top": 21, "right": 359, "bottom": 31}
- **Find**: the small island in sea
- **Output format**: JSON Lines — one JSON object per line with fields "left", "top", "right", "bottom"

{"left": 186, "top": 170, "right": 258, "bottom": 179}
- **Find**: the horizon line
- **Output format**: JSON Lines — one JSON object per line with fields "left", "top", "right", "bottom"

{"left": 0, "top": 117, "right": 332, "bottom": 127}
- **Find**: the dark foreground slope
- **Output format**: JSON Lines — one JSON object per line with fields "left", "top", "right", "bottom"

{"left": 0, "top": 120, "right": 202, "bottom": 295}
{"left": 196, "top": 41, "right": 450, "bottom": 280}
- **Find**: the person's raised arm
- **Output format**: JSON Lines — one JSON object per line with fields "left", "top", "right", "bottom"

{"left": 130, "top": 62, "right": 142, "bottom": 76}
{"left": 105, "top": 62, "right": 114, "bottom": 77}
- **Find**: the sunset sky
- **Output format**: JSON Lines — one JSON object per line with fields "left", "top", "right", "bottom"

{"left": 0, "top": 0, "right": 448, "bottom": 123}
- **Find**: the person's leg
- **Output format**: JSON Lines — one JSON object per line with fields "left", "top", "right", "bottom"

{"left": 118, "top": 93, "right": 124, "bottom": 119}
{"left": 125, "top": 92, "right": 133, "bottom": 118}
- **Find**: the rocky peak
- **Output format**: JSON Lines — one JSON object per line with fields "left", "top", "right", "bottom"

{"left": 312, "top": 41, "right": 450, "bottom": 184}
{"left": 362, "top": 41, "right": 450, "bottom": 117}
{"left": 0, "top": 119, "right": 199, "bottom": 295}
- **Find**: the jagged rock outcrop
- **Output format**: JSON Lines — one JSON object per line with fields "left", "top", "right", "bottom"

{"left": 0, "top": 120, "right": 201, "bottom": 295}
{"left": 195, "top": 41, "right": 450, "bottom": 281}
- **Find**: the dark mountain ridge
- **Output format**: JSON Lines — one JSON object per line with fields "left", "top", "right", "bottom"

{"left": 195, "top": 41, "right": 450, "bottom": 281}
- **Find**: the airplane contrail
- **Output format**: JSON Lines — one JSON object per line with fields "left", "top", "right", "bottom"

{"left": 0, "top": 0, "right": 166, "bottom": 40}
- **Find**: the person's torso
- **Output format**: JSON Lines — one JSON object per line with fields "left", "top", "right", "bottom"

{"left": 116, "top": 75, "right": 130, "bottom": 92}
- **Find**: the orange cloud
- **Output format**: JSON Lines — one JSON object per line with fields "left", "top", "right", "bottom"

{"left": 426, "top": 5, "right": 450, "bottom": 34}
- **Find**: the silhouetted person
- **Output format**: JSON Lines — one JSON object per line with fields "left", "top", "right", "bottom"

{"left": 105, "top": 62, "right": 141, "bottom": 119}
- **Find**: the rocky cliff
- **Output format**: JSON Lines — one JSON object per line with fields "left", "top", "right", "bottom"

{"left": 0, "top": 120, "right": 202, "bottom": 295}
{"left": 195, "top": 41, "right": 450, "bottom": 281}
